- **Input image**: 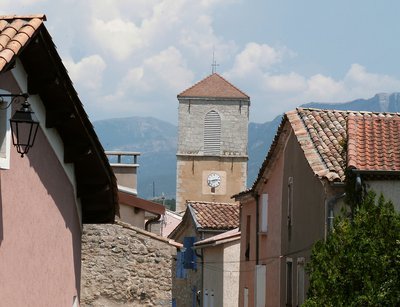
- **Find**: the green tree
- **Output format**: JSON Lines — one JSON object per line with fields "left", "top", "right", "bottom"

{"left": 304, "top": 191, "right": 400, "bottom": 307}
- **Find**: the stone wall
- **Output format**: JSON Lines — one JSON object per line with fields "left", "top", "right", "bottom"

{"left": 177, "top": 99, "right": 249, "bottom": 156}
{"left": 81, "top": 222, "right": 177, "bottom": 306}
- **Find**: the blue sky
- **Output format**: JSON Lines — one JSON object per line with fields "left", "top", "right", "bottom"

{"left": 3, "top": 1, "right": 400, "bottom": 123}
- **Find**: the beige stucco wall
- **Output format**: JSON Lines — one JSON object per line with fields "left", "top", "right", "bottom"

{"left": 118, "top": 204, "right": 145, "bottom": 228}
{"left": 176, "top": 156, "right": 247, "bottom": 212}
{"left": 111, "top": 164, "right": 138, "bottom": 191}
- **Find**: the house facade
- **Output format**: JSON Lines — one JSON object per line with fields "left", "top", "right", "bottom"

{"left": 194, "top": 228, "right": 241, "bottom": 307}
{"left": 0, "top": 15, "right": 118, "bottom": 306}
{"left": 169, "top": 201, "right": 239, "bottom": 307}
{"left": 235, "top": 108, "right": 400, "bottom": 306}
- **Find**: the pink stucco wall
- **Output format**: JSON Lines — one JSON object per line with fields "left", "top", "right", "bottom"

{"left": 238, "top": 199, "right": 256, "bottom": 307}
{"left": 259, "top": 150, "right": 284, "bottom": 307}
{"left": 0, "top": 126, "right": 81, "bottom": 306}
{"left": 238, "top": 150, "right": 285, "bottom": 307}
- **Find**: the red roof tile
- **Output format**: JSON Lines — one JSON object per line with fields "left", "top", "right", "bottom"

{"left": 242, "top": 108, "right": 400, "bottom": 196}
{"left": 178, "top": 73, "right": 249, "bottom": 99}
{"left": 0, "top": 14, "right": 46, "bottom": 71}
{"left": 291, "top": 108, "right": 400, "bottom": 181}
{"left": 188, "top": 201, "right": 239, "bottom": 230}
{"left": 347, "top": 116, "right": 400, "bottom": 171}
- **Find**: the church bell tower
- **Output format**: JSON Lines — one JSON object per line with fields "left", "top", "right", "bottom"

{"left": 175, "top": 73, "right": 250, "bottom": 212}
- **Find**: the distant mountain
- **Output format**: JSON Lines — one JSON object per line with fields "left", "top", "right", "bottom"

{"left": 93, "top": 93, "right": 400, "bottom": 199}
{"left": 93, "top": 117, "right": 177, "bottom": 199}
{"left": 304, "top": 92, "right": 400, "bottom": 113}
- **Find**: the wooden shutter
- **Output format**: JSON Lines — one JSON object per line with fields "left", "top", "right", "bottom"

{"left": 204, "top": 110, "right": 221, "bottom": 155}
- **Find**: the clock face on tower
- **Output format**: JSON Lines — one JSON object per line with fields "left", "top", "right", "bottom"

{"left": 207, "top": 173, "right": 221, "bottom": 188}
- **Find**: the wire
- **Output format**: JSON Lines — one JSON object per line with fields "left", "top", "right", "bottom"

{"left": 0, "top": 97, "right": 14, "bottom": 110}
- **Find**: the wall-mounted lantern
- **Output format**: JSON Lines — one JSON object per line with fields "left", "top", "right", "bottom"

{"left": 0, "top": 93, "right": 39, "bottom": 157}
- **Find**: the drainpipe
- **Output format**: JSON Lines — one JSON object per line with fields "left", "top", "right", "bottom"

{"left": 254, "top": 192, "right": 260, "bottom": 265}
{"left": 325, "top": 193, "right": 346, "bottom": 237}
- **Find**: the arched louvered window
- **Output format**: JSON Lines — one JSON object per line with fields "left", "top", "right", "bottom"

{"left": 204, "top": 110, "right": 221, "bottom": 155}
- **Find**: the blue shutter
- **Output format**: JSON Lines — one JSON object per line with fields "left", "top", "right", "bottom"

{"left": 176, "top": 251, "right": 186, "bottom": 278}
{"left": 183, "top": 237, "right": 197, "bottom": 270}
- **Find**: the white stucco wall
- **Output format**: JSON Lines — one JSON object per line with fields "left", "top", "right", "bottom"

{"left": 202, "top": 239, "right": 240, "bottom": 307}
{"left": 223, "top": 241, "right": 240, "bottom": 307}
{"left": 367, "top": 180, "right": 400, "bottom": 211}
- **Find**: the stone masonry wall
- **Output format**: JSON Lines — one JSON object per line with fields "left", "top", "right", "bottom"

{"left": 81, "top": 222, "right": 177, "bottom": 306}
{"left": 177, "top": 99, "right": 249, "bottom": 155}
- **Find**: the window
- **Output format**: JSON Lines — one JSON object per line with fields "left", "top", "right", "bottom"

{"left": 255, "top": 264, "right": 266, "bottom": 307}
{"left": 286, "top": 258, "right": 293, "bottom": 307}
{"left": 297, "top": 258, "right": 305, "bottom": 306}
{"left": 0, "top": 92, "right": 11, "bottom": 169}
{"left": 204, "top": 110, "right": 221, "bottom": 155}
{"left": 245, "top": 215, "right": 251, "bottom": 261}
{"left": 260, "top": 193, "right": 268, "bottom": 233}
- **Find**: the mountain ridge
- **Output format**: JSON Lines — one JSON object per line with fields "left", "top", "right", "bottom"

{"left": 93, "top": 92, "right": 400, "bottom": 199}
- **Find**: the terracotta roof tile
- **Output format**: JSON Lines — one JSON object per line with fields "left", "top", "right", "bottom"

{"left": 178, "top": 73, "right": 249, "bottom": 99}
{"left": 188, "top": 201, "right": 239, "bottom": 230}
{"left": 290, "top": 108, "right": 400, "bottom": 181}
{"left": 0, "top": 15, "right": 46, "bottom": 71}
{"left": 347, "top": 116, "right": 400, "bottom": 171}
{"left": 242, "top": 108, "right": 400, "bottom": 196}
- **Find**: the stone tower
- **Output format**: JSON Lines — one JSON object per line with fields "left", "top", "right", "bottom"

{"left": 175, "top": 73, "right": 250, "bottom": 212}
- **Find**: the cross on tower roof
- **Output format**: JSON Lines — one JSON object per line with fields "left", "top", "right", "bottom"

{"left": 211, "top": 51, "right": 219, "bottom": 74}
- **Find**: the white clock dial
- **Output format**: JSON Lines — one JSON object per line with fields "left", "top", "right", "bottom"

{"left": 207, "top": 173, "right": 221, "bottom": 188}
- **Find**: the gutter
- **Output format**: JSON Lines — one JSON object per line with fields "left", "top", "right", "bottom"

{"left": 350, "top": 169, "right": 400, "bottom": 176}
{"left": 193, "top": 236, "right": 241, "bottom": 249}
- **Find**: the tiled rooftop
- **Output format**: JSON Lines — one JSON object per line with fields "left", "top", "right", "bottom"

{"left": 347, "top": 116, "right": 400, "bottom": 171}
{"left": 188, "top": 201, "right": 239, "bottom": 230}
{"left": 246, "top": 108, "right": 400, "bottom": 194}
{"left": 290, "top": 108, "right": 400, "bottom": 182}
{"left": 0, "top": 15, "right": 46, "bottom": 71}
{"left": 178, "top": 73, "right": 249, "bottom": 99}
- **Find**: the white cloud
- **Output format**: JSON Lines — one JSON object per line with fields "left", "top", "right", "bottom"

{"left": 89, "top": 18, "right": 144, "bottom": 60}
{"left": 64, "top": 55, "right": 107, "bottom": 91}
{"left": 228, "top": 43, "right": 285, "bottom": 78}
{"left": 264, "top": 72, "right": 307, "bottom": 93}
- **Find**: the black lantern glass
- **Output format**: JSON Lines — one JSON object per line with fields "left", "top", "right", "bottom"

{"left": 9, "top": 99, "right": 39, "bottom": 157}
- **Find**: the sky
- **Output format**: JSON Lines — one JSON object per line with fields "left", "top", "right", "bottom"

{"left": 3, "top": 1, "right": 400, "bottom": 124}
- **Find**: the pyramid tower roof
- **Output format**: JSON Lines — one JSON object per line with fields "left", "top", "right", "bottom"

{"left": 178, "top": 73, "right": 249, "bottom": 99}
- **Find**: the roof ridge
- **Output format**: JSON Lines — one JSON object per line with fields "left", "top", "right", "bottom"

{"left": 178, "top": 73, "right": 249, "bottom": 99}
{"left": 298, "top": 107, "right": 400, "bottom": 116}
{"left": 0, "top": 14, "right": 46, "bottom": 21}
{"left": 187, "top": 200, "right": 238, "bottom": 206}
{"left": 214, "top": 73, "right": 249, "bottom": 98}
